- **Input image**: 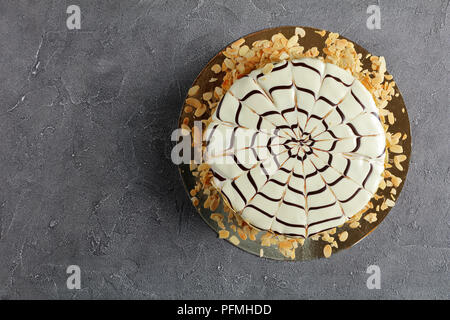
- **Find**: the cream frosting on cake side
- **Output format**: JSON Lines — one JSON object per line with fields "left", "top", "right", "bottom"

{"left": 205, "top": 58, "right": 386, "bottom": 238}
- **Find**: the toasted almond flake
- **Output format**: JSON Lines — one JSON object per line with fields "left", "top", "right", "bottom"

{"left": 214, "top": 86, "right": 223, "bottom": 99}
{"left": 238, "top": 45, "right": 249, "bottom": 56}
{"left": 390, "top": 145, "right": 403, "bottom": 153}
{"left": 394, "top": 155, "right": 406, "bottom": 171}
{"left": 189, "top": 189, "right": 197, "bottom": 197}
{"left": 323, "top": 244, "right": 332, "bottom": 258}
{"left": 279, "top": 240, "right": 292, "bottom": 249}
{"left": 202, "top": 92, "right": 213, "bottom": 101}
{"left": 379, "top": 178, "right": 386, "bottom": 190}
{"left": 262, "top": 63, "right": 274, "bottom": 75}
{"left": 287, "top": 35, "right": 299, "bottom": 48}
{"left": 244, "top": 49, "right": 255, "bottom": 59}
{"left": 210, "top": 198, "right": 219, "bottom": 211}
{"left": 315, "top": 30, "right": 326, "bottom": 37}
{"left": 338, "top": 231, "right": 348, "bottom": 242}
{"left": 391, "top": 175, "right": 402, "bottom": 187}
{"left": 188, "top": 85, "right": 200, "bottom": 96}
{"left": 180, "top": 124, "right": 190, "bottom": 134}
{"left": 218, "top": 230, "right": 229, "bottom": 239}
{"left": 385, "top": 199, "right": 396, "bottom": 207}
{"left": 191, "top": 196, "right": 199, "bottom": 206}
{"left": 237, "top": 228, "right": 247, "bottom": 240}
{"left": 279, "top": 52, "right": 289, "bottom": 60}
{"left": 349, "top": 221, "right": 360, "bottom": 229}
{"left": 364, "top": 212, "right": 378, "bottom": 223}
{"left": 295, "top": 27, "right": 306, "bottom": 38}
{"left": 186, "top": 97, "right": 202, "bottom": 109}
{"left": 184, "top": 106, "right": 193, "bottom": 113}
{"left": 224, "top": 58, "right": 235, "bottom": 70}
{"left": 231, "top": 38, "right": 245, "bottom": 48}
{"left": 194, "top": 104, "right": 207, "bottom": 117}
{"left": 310, "top": 234, "right": 320, "bottom": 241}
{"left": 229, "top": 235, "right": 240, "bottom": 245}
{"left": 388, "top": 112, "right": 395, "bottom": 125}
{"left": 211, "top": 64, "right": 221, "bottom": 74}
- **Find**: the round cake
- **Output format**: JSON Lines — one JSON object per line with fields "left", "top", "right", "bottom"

{"left": 205, "top": 58, "right": 386, "bottom": 239}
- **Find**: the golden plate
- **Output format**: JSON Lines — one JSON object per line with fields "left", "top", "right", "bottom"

{"left": 178, "top": 26, "right": 411, "bottom": 260}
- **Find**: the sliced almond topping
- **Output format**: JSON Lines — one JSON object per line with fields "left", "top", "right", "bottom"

{"left": 364, "top": 212, "right": 378, "bottom": 223}
{"left": 237, "top": 228, "right": 247, "bottom": 240}
{"left": 295, "top": 27, "right": 306, "bottom": 38}
{"left": 229, "top": 235, "right": 240, "bottom": 246}
{"left": 186, "top": 97, "right": 202, "bottom": 109}
{"left": 224, "top": 58, "right": 235, "bottom": 70}
{"left": 202, "top": 92, "right": 213, "bottom": 101}
{"left": 231, "top": 38, "right": 245, "bottom": 48}
{"left": 191, "top": 196, "right": 199, "bottom": 207}
{"left": 188, "top": 85, "right": 200, "bottom": 96}
{"left": 238, "top": 45, "right": 250, "bottom": 56}
{"left": 287, "top": 35, "right": 299, "bottom": 48}
{"left": 385, "top": 199, "right": 396, "bottom": 207}
{"left": 323, "top": 244, "right": 332, "bottom": 258}
{"left": 349, "top": 221, "right": 360, "bottom": 229}
{"left": 262, "top": 63, "right": 274, "bottom": 75}
{"left": 218, "top": 230, "right": 229, "bottom": 239}
{"left": 315, "top": 30, "right": 326, "bottom": 37}
{"left": 211, "top": 64, "right": 222, "bottom": 74}
{"left": 338, "top": 231, "right": 348, "bottom": 242}
{"left": 194, "top": 104, "right": 207, "bottom": 117}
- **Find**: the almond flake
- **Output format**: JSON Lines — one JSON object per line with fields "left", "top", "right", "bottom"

{"left": 188, "top": 85, "right": 200, "bottom": 96}
{"left": 338, "top": 231, "right": 348, "bottom": 242}
{"left": 229, "top": 235, "right": 240, "bottom": 245}
{"left": 295, "top": 27, "right": 306, "bottom": 38}
{"left": 385, "top": 199, "right": 396, "bottom": 207}
{"left": 194, "top": 104, "right": 207, "bottom": 117}
{"left": 186, "top": 97, "right": 202, "bottom": 109}
{"left": 262, "top": 63, "right": 274, "bottom": 75}
{"left": 218, "top": 230, "right": 229, "bottom": 239}
{"left": 390, "top": 145, "right": 403, "bottom": 153}
{"left": 211, "top": 64, "right": 222, "bottom": 74}
{"left": 239, "top": 45, "right": 250, "bottom": 56}
{"left": 323, "top": 244, "right": 332, "bottom": 258}
{"left": 203, "top": 92, "right": 213, "bottom": 101}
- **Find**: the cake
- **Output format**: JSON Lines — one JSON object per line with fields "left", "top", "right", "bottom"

{"left": 205, "top": 58, "right": 386, "bottom": 239}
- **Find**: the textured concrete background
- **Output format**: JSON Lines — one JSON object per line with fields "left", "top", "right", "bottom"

{"left": 0, "top": 0, "right": 448, "bottom": 299}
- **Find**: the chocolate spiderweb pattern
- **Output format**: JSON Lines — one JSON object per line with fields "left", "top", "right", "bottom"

{"left": 205, "top": 59, "right": 385, "bottom": 238}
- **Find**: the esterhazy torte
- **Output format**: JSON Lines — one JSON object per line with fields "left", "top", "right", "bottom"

{"left": 205, "top": 58, "right": 386, "bottom": 238}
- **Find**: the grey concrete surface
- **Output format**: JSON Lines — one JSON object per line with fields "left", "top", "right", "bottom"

{"left": 0, "top": 0, "right": 448, "bottom": 299}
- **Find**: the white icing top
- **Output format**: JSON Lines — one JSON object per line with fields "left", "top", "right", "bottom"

{"left": 205, "top": 58, "right": 386, "bottom": 238}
